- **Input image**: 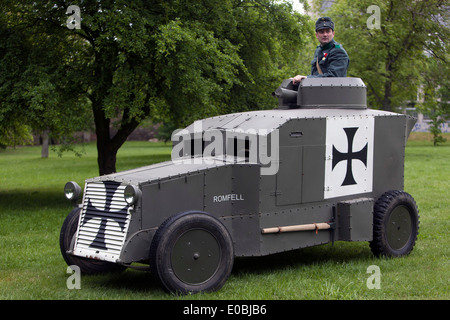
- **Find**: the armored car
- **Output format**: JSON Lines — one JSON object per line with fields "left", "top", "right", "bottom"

{"left": 60, "top": 77, "right": 419, "bottom": 294}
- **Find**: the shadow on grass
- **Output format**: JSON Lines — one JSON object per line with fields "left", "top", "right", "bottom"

{"left": 73, "top": 267, "right": 169, "bottom": 297}
{"left": 232, "top": 242, "right": 374, "bottom": 276}
{"left": 74, "top": 243, "right": 374, "bottom": 295}
{"left": 0, "top": 189, "right": 70, "bottom": 212}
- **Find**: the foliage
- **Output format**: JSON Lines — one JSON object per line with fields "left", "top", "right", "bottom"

{"left": 156, "top": 121, "right": 179, "bottom": 144}
{"left": 417, "top": 57, "right": 450, "bottom": 146}
{"left": 1, "top": 0, "right": 313, "bottom": 174}
{"left": 0, "top": 121, "right": 33, "bottom": 149}
{"left": 0, "top": 6, "right": 92, "bottom": 147}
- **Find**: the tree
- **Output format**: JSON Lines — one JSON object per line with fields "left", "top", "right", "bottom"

{"left": 2, "top": 0, "right": 312, "bottom": 175}
{"left": 0, "top": 122, "right": 33, "bottom": 149}
{"left": 0, "top": 6, "right": 92, "bottom": 155}
{"left": 417, "top": 57, "right": 449, "bottom": 146}
{"left": 314, "top": 0, "right": 449, "bottom": 111}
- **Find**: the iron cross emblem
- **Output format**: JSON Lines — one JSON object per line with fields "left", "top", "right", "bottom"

{"left": 81, "top": 182, "right": 128, "bottom": 250}
{"left": 332, "top": 127, "right": 368, "bottom": 186}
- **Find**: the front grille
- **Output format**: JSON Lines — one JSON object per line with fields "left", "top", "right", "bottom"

{"left": 73, "top": 181, "right": 130, "bottom": 262}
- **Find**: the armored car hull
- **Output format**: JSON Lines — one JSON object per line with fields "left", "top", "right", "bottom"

{"left": 60, "top": 78, "right": 419, "bottom": 294}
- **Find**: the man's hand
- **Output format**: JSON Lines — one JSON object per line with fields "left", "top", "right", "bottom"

{"left": 291, "top": 75, "right": 307, "bottom": 85}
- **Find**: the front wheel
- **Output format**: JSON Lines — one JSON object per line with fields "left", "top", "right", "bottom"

{"left": 59, "top": 207, "right": 126, "bottom": 274}
{"left": 370, "top": 190, "right": 419, "bottom": 257}
{"left": 149, "top": 212, "right": 234, "bottom": 294}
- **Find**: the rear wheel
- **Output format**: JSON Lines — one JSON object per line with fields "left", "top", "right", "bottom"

{"left": 370, "top": 190, "right": 419, "bottom": 257}
{"left": 59, "top": 207, "right": 126, "bottom": 274}
{"left": 150, "top": 212, "right": 234, "bottom": 294}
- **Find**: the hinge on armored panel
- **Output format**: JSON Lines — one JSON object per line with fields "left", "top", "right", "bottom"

{"left": 324, "top": 155, "right": 332, "bottom": 195}
{"left": 330, "top": 206, "right": 337, "bottom": 246}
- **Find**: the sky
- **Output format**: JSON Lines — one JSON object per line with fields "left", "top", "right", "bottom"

{"left": 289, "top": 0, "right": 306, "bottom": 13}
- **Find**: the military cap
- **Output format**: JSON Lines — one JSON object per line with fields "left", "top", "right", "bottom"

{"left": 315, "top": 16, "right": 334, "bottom": 31}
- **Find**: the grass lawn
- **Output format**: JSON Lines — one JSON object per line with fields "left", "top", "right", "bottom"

{"left": 0, "top": 133, "right": 448, "bottom": 300}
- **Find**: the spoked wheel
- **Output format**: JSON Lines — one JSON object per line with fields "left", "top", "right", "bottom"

{"left": 150, "top": 212, "right": 234, "bottom": 294}
{"left": 59, "top": 207, "right": 126, "bottom": 274}
{"left": 370, "top": 190, "right": 419, "bottom": 257}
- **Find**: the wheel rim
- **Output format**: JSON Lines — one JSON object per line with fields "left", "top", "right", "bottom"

{"left": 386, "top": 205, "right": 413, "bottom": 250}
{"left": 171, "top": 228, "right": 221, "bottom": 285}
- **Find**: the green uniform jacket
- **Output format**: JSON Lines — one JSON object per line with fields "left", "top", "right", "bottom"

{"left": 308, "top": 39, "right": 349, "bottom": 78}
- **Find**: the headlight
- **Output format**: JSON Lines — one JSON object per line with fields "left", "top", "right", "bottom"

{"left": 64, "top": 181, "right": 81, "bottom": 202}
{"left": 124, "top": 185, "right": 141, "bottom": 205}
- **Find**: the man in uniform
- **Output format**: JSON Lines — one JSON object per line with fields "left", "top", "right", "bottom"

{"left": 292, "top": 17, "right": 349, "bottom": 85}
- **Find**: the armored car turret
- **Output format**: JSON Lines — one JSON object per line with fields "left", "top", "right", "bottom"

{"left": 60, "top": 78, "right": 419, "bottom": 294}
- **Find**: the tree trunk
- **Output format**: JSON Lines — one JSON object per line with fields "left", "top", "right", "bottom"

{"left": 382, "top": 79, "right": 393, "bottom": 112}
{"left": 382, "top": 55, "right": 394, "bottom": 112}
{"left": 93, "top": 101, "right": 141, "bottom": 176}
{"left": 90, "top": 50, "right": 149, "bottom": 176}
{"left": 41, "top": 130, "right": 49, "bottom": 158}
{"left": 97, "top": 140, "right": 118, "bottom": 176}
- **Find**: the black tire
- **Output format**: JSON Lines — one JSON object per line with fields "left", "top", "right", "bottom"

{"left": 149, "top": 211, "right": 234, "bottom": 294}
{"left": 370, "top": 190, "right": 419, "bottom": 257}
{"left": 59, "top": 207, "right": 126, "bottom": 274}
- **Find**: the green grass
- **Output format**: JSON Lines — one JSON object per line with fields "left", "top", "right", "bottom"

{"left": 0, "top": 134, "right": 449, "bottom": 300}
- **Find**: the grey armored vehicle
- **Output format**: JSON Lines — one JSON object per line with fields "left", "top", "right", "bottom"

{"left": 60, "top": 78, "right": 419, "bottom": 294}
